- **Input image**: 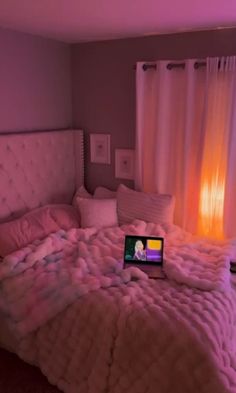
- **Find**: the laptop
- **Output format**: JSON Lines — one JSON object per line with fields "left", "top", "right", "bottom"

{"left": 124, "top": 235, "right": 166, "bottom": 279}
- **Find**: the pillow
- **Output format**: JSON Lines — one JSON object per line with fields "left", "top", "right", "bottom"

{"left": 0, "top": 204, "right": 79, "bottom": 257}
{"left": 46, "top": 204, "right": 79, "bottom": 230}
{"left": 72, "top": 185, "right": 92, "bottom": 208}
{"left": 0, "top": 206, "right": 59, "bottom": 257}
{"left": 117, "top": 184, "right": 175, "bottom": 225}
{"left": 94, "top": 186, "right": 117, "bottom": 199}
{"left": 75, "top": 198, "right": 118, "bottom": 229}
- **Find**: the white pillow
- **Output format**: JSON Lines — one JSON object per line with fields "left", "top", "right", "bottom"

{"left": 94, "top": 186, "right": 117, "bottom": 199}
{"left": 75, "top": 198, "right": 118, "bottom": 229}
{"left": 117, "top": 184, "right": 175, "bottom": 225}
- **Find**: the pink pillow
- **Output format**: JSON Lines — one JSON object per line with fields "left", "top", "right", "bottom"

{"left": 72, "top": 185, "right": 92, "bottom": 207}
{"left": 48, "top": 204, "right": 79, "bottom": 230}
{"left": 75, "top": 198, "right": 118, "bottom": 229}
{"left": 94, "top": 186, "right": 117, "bottom": 199}
{"left": 117, "top": 184, "right": 175, "bottom": 225}
{"left": 0, "top": 207, "right": 58, "bottom": 257}
{"left": 0, "top": 204, "right": 79, "bottom": 257}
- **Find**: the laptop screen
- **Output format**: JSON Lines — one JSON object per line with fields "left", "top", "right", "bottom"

{"left": 124, "top": 235, "right": 164, "bottom": 265}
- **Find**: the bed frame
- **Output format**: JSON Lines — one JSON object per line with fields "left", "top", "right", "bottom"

{"left": 0, "top": 129, "right": 84, "bottom": 223}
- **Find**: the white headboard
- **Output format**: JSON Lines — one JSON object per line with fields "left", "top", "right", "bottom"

{"left": 0, "top": 129, "right": 84, "bottom": 222}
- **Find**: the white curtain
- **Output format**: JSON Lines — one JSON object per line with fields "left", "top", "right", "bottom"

{"left": 135, "top": 57, "right": 236, "bottom": 239}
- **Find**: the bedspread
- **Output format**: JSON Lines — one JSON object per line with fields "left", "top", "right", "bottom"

{"left": 1, "top": 220, "right": 236, "bottom": 393}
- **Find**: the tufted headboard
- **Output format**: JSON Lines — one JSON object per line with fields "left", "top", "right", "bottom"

{"left": 0, "top": 129, "right": 84, "bottom": 223}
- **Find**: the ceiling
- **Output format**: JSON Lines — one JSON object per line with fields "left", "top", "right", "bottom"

{"left": 0, "top": 0, "right": 235, "bottom": 43}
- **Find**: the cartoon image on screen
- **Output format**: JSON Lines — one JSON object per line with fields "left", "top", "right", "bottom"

{"left": 125, "top": 236, "right": 163, "bottom": 264}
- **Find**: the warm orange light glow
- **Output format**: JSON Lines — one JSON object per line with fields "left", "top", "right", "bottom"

{"left": 197, "top": 71, "right": 231, "bottom": 240}
{"left": 198, "top": 172, "right": 225, "bottom": 239}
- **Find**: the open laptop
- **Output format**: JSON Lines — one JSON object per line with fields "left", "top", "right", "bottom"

{"left": 124, "top": 235, "right": 166, "bottom": 279}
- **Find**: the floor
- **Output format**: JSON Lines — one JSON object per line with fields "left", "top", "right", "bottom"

{"left": 0, "top": 348, "right": 61, "bottom": 393}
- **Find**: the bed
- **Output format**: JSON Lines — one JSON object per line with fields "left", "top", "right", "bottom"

{"left": 0, "top": 129, "right": 236, "bottom": 393}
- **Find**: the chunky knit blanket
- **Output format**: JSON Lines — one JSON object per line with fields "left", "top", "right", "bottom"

{"left": 0, "top": 220, "right": 236, "bottom": 393}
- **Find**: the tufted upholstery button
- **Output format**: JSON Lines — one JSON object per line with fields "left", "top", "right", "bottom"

{"left": 0, "top": 130, "right": 83, "bottom": 222}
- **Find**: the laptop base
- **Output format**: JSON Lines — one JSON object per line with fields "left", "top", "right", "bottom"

{"left": 124, "top": 263, "right": 166, "bottom": 279}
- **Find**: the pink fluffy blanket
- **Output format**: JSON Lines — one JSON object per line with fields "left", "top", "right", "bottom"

{"left": 0, "top": 220, "right": 236, "bottom": 393}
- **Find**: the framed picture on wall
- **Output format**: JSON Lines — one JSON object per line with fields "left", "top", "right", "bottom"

{"left": 115, "top": 149, "right": 135, "bottom": 180}
{"left": 90, "top": 134, "right": 111, "bottom": 164}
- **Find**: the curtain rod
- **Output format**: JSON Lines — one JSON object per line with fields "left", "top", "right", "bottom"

{"left": 134, "top": 59, "right": 229, "bottom": 71}
{"left": 133, "top": 61, "right": 206, "bottom": 71}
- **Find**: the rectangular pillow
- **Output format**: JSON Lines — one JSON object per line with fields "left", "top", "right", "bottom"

{"left": 94, "top": 186, "right": 117, "bottom": 199}
{"left": 46, "top": 204, "right": 79, "bottom": 230}
{"left": 0, "top": 204, "right": 79, "bottom": 257}
{"left": 117, "top": 184, "right": 175, "bottom": 225}
{"left": 72, "top": 184, "right": 93, "bottom": 213}
{"left": 75, "top": 198, "right": 118, "bottom": 229}
{"left": 0, "top": 207, "right": 58, "bottom": 257}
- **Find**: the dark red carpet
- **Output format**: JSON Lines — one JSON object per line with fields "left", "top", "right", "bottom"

{"left": 0, "top": 348, "right": 61, "bottom": 393}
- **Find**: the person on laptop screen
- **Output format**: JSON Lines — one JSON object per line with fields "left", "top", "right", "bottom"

{"left": 134, "top": 240, "right": 146, "bottom": 261}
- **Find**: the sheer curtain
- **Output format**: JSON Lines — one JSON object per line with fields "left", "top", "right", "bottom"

{"left": 135, "top": 57, "right": 236, "bottom": 238}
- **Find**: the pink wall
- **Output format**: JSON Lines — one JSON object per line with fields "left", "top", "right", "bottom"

{"left": 71, "top": 28, "right": 236, "bottom": 192}
{"left": 0, "top": 28, "right": 72, "bottom": 133}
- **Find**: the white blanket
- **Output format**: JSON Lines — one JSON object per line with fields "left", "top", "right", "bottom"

{"left": 1, "top": 220, "right": 236, "bottom": 393}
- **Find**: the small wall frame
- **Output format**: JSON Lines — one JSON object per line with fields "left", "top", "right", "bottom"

{"left": 90, "top": 133, "right": 111, "bottom": 164}
{"left": 115, "top": 149, "right": 134, "bottom": 180}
